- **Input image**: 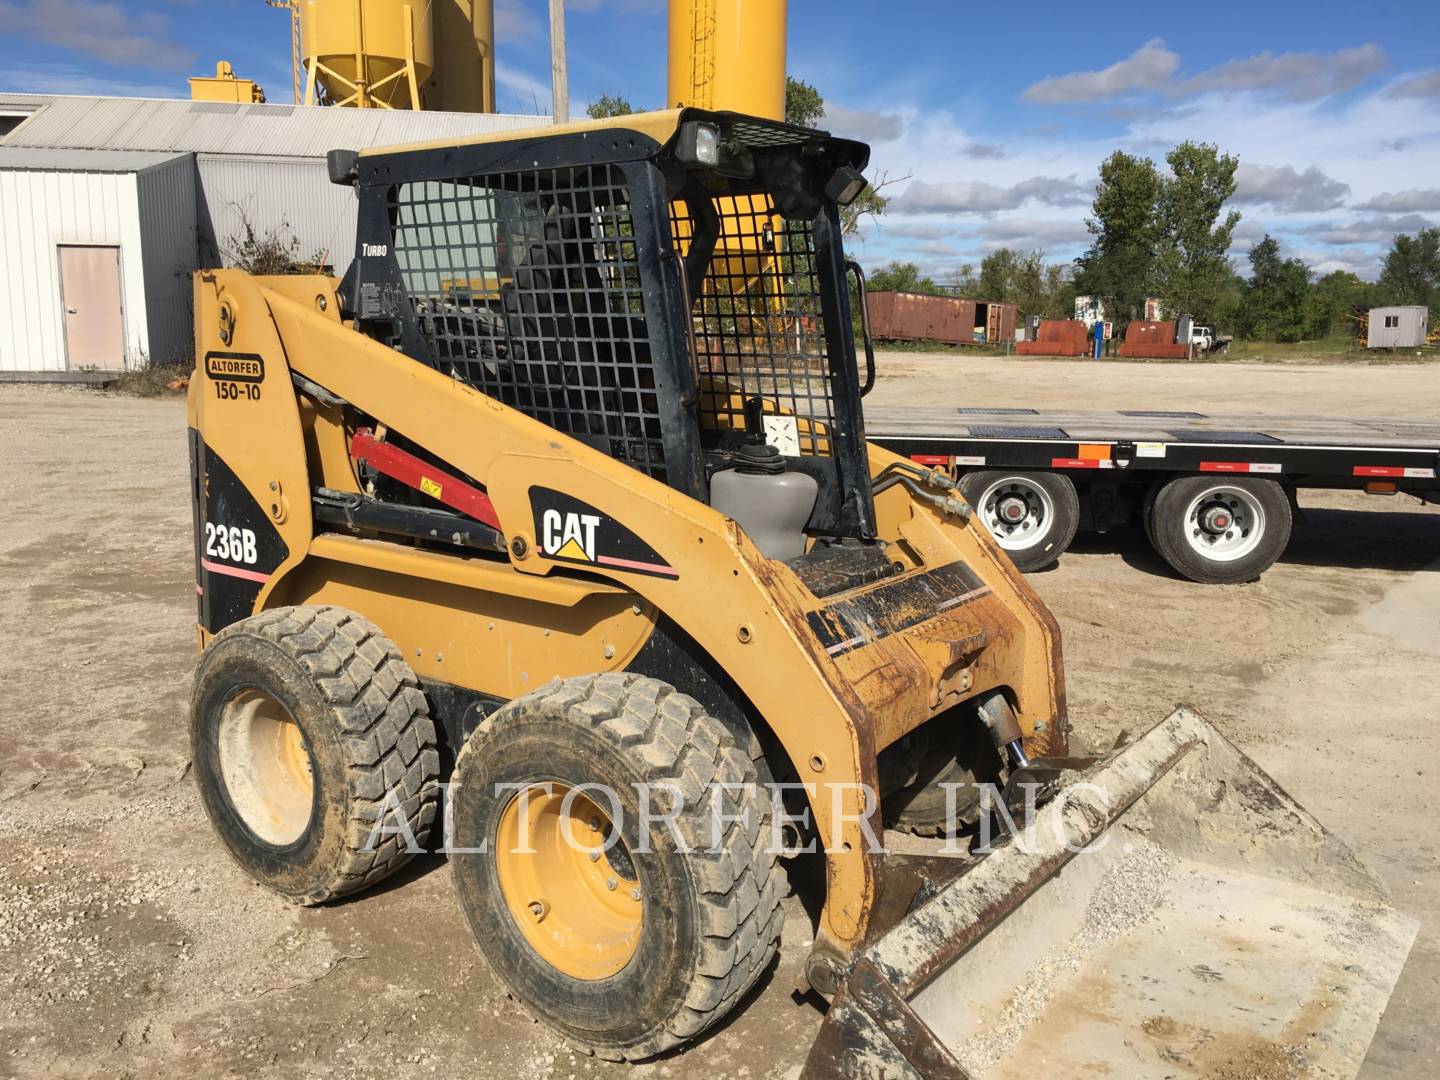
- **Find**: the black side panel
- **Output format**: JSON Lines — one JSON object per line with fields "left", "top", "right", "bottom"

{"left": 194, "top": 440, "right": 288, "bottom": 634}
{"left": 421, "top": 679, "right": 508, "bottom": 774}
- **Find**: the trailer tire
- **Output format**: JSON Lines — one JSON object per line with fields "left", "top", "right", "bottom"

{"left": 1148, "top": 476, "right": 1291, "bottom": 584}
{"left": 958, "top": 470, "right": 1079, "bottom": 572}
{"left": 191, "top": 606, "right": 440, "bottom": 905}
{"left": 448, "top": 673, "right": 782, "bottom": 1061}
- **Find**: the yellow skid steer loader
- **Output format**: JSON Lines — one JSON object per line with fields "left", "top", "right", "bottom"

{"left": 186, "top": 109, "right": 1415, "bottom": 1076}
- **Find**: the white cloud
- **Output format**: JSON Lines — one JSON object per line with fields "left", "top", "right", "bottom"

{"left": 1385, "top": 69, "right": 1440, "bottom": 99}
{"left": 1024, "top": 38, "right": 1179, "bottom": 104}
{"left": 960, "top": 142, "right": 1007, "bottom": 160}
{"left": 979, "top": 218, "right": 1092, "bottom": 247}
{"left": 495, "top": 62, "right": 553, "bottom": 115}
{"left": 1355, "top": 189, "right": 1440, "bottom": 213}
{"left": 0, "top": 62, "right": 178, "bottom": 97}
{"left": 1025, "top": 40, "right": 1387, "bottom": 105}
{"left": 1303, "top": 214, "right": 1436, "bottom": 246}
{"left": 821, "top": 103, "right": 903, "bottom": 143}
{"left": 1233, "top": 163, "right": 1350, "bottom": 213}
{"left": 892, "top": 175, "right": 1091, "bottom": 214}
{"left": 0, "top": 0, "right": 195, "bottom": 71}
{"left": 1177, "top": 44, "right": 1386, "bottom": 101}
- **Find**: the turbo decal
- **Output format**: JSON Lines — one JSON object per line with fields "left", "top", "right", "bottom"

{"left": 529, "top": 488, "right": 678, "bottom": 579}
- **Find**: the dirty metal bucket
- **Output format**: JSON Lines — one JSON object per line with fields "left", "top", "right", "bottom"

{"left": 802, "top": 708, "right": 1418, "bottom": 1079}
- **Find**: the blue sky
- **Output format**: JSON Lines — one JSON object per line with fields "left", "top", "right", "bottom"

{"left": 2, "top": 0, "right": 1438, "bottom": 280}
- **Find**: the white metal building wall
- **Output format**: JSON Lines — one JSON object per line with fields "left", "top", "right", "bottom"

{"left": 136, "top": 154, "right": 199, "bottom": 365}
{"left": 0, "top": 168, "right": 148, "bottom": 371}
{"left": 195, "top": 154, "right": 359, "bottom": 272}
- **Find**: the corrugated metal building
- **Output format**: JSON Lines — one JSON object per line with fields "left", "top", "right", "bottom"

{"left": 0, "top": 94, "right": 543, "bottom": 374}
{"left": 1367, "top": 306, "right": 1429, "bottom": 349}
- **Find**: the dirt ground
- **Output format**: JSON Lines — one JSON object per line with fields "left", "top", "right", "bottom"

{"left": 2, "top": 354, "right": 1437, "bottom": 1079}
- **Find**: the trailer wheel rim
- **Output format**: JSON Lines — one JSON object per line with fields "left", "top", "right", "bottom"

{"left": 217, "top": 689, "right": 315, "bottom": 846}
{"left": 495, "top": 783, "right": 643, "bottom": 981}
{"left": 1181, "top": 485, "right": 1266, "bottom": 563}
{"left": 978, "top": 476, "right": 1054, "bottom": 551}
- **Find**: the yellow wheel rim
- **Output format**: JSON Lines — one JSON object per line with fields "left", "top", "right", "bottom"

{"left": 217, "top": 689, "right": 314, "bottom": 846}
{"left": 495, "top": 784, "right": 643, "bottom": 980}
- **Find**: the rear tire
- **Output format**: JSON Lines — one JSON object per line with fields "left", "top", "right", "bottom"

{"left": 448, "top": 673, "right": 782, "bottom": 1061}
{"left": 884, "top": 734, "right": 1004, "bottom": 837}
{"left": 958, "top": 470, "right": 1079, "bottom": 572}
{"left": 191, "top": 606, "right": 440, "bottom": 904}
{"left": 1147, "top": 476, "right": 1291, "bottom": 584}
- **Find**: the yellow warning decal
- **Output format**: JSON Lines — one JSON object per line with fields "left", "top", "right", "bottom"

{"left": 420, "top": 477, "right": 443, "bottom": 499}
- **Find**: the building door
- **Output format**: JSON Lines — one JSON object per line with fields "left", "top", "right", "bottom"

{"left": 58, "top": 245, "right": 125, "bottom": 370}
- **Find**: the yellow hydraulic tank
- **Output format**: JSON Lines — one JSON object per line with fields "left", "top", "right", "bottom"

{"left": 300, "top": 0, "right": 434, "bottom": 110}
{"left": 667, "top": 0, "right": 786, "bottom": 119}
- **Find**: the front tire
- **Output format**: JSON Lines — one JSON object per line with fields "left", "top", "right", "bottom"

{"left": 449, "top": 674, "right": 782, "bottom": 1061}
{"left": 191, "top": 606, "right": 441, "bottom": 904}
{"left": 1147, "top": 475, "right": 1292, "bottom": 583}
{"left": 958, "top": 470, "right": 1080, "bottom": 572}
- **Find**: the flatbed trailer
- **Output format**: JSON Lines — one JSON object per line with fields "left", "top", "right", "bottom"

{"left": 866, "top": 406, "right": 1440, "bottom": 583}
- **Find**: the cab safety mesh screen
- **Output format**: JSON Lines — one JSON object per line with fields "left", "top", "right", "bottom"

{"left": 389, "top": 164, "right": 668, "bottom": 481}
{"left": 671, "top": 193, "right": 834, "bottom": 456}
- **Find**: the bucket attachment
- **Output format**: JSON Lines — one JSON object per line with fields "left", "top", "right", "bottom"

{"left": 802, "top": 708, "right": 1417, "bottom": 1079}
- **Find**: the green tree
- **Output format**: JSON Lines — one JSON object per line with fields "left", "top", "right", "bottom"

{"left": 1307, "top": 270, "right": 1375, "bottom": 339}
{"left": 1239, "top": 235, "right": 1312, "bottom": 342}
{"left": 978, "top": 248, "right": 1020, "bottom": 302}
{"left": 1153, "top": 141, "right": 1241, "bottom": 325}
{"left": 1378, "top": 227, "right": 1440, "bottom": 309}
{"left": 1074, "top": 151, "right": 1163, "bottom": 325}
{"left": 866, "top": 261, "right": 944, "bottom": 296}
{"left": 586, "top": 94, "right": 634, "bottom": 119}
{"left": 784, "top": 77, "right": 825, "bottom": 128}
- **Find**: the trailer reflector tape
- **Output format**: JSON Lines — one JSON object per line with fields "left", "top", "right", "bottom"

{"left": 1051, "top": 457, "right": 1112, "bottom": 469}
{"left": 1353, "top": 465, "right": 1409, "bottom": 478}
{"left": 1136, "top": 442, "right": 1167, "bottom": 458}
{"left": 909, "top": 454, "right": 950, "bottom": 466}
{"left": 954, "top": 455, "right": 987, "bottom": 466}
{"left": 1405, "top": 467, "right": 1437, "bottom": 479}
{"left": 1200, "top": 461, "right": 1281, "bottom": 474}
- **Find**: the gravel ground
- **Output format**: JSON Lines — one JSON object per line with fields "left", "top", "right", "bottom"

{"left": 1, "top": 356, "right": 1437, "bottom": 1078}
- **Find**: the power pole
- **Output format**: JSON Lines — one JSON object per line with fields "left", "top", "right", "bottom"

{"left": 549, "top": 0, "right": 569, "bottom": 123}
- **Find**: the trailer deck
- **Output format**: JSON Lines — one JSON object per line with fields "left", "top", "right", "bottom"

{"left": 865, "top": 407, "right": 1440, "bottom": 582}
{"left": 868, "top": 407, "right": 1440, "bottom": 481}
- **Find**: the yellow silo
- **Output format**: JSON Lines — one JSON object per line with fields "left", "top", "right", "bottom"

{"left": 299, "top": 0, "right": 435, "bottom": 110}
{"left": 427, "top": 0, "right": 496, "bottom": 114}
{"left": 667, "top": 0, "right": 787, "bottom": 119}
{"left": 668, "top": 0, "right": 790, "bottom": 317}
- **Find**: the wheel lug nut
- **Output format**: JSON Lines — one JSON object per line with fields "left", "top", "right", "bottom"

{"left": 606, "top": 877, "right": 618, "bottom": 891}
{"left": 630, "top": 888, "right": 641, "bottom": 901}
{"left": 589, "top": 850, "right": 600, "bottom": 862}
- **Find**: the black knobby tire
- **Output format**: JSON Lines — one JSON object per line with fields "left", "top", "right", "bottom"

{"left": 1148, "top": 475, "right": 1292, "bottom": 584}
{"left": 884, "top": 729, "right": 1004, "bottom": 837}
{"left": 449, "top": 673, "right": 782, "bottom": 1061}
{"left": 957, "top": 470, "right": 1080, "bottom": 572}
{"left": 191, "top": 605, "right": 440, "bottom": 904}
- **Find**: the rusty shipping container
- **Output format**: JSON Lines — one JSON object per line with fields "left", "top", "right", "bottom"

{"left": 866, "top": 290, "right": 1017, "bottom": 345}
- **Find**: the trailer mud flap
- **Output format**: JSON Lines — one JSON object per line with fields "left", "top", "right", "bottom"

{"left": 802, "top": 708, "right": 1418, "bottom": 1079}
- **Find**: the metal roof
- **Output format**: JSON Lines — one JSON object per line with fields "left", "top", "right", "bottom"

{"left": 0, "top": 94, "right": 548, "bottom": 161}
{"left": 0, "top": 145, "right": 189, "bottom": 174}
